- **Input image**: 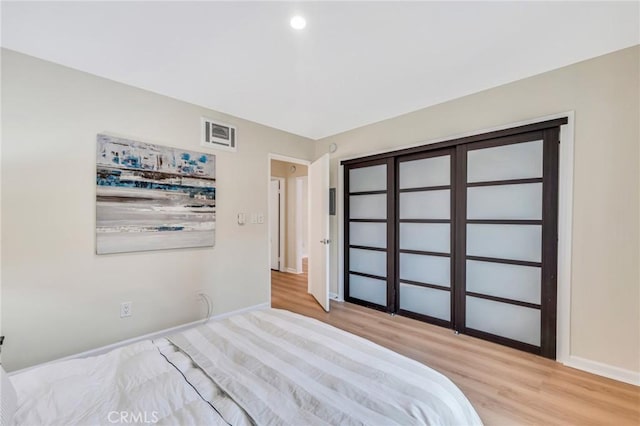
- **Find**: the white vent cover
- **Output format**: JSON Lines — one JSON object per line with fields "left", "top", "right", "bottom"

{"left": 201, "top": 117, "right": 237, "bottom": 152}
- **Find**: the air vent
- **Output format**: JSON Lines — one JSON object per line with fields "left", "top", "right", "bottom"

{"left": 201, "top": 117, "right": 237, "bottom": 152}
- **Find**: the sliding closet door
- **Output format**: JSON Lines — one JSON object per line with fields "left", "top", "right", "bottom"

{"left": 396, "top": 150, "right": 454, "bottom": 326}
{"left": 457, "top": 130, "right": 559, "bottom": 357}
{"left": 341, "top": 118, "right": 563, "bottom": 359}
{"left": 344, "top": 159, "right": 394, "bottom": 312}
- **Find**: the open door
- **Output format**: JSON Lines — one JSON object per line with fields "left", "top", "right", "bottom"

{"left": 308, "top": 153, "right": 330, "bottom": 311}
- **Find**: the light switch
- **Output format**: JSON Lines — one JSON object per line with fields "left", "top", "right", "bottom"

{"left": 257, "top": 213, "right": 264, "bottom": 224}
{"left": 250, "top": 213, "right": 258, "bottom": 224}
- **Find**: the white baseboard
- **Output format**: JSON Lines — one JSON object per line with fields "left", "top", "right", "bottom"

{"left": 286, "top": 267, "right": 302, "bottom": 274}
{"left": 329, "top": 292, "right": 343, "bottom": 302}
{"left": 563, "top": 355, "right": 640, "bottom": 386}
{"left": 10, "top": 302, "right": 270, "bottom": 376}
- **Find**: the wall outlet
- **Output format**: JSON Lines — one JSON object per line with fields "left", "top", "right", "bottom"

{"left": 257, "top": 212, "right": 264, "bottom": 224}
{"left": 120, "top": 301, "right": 132, "bottom": 318}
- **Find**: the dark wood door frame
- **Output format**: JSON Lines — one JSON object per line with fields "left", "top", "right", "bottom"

{"left": 394, "top": 148, "right": 455, "bottom": 328}
{"left": 454, "top": 129, "right": 559, "bottom": 357}
{"left": 342, "top": 118, "right": 566, "bottom": 359}
{"left": 344, "top": 157, "right": 395, "bottom": 313}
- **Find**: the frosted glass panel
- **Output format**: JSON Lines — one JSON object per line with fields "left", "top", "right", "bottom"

{"left": 399, "top": 223, "right": 450, "bottom": 253}
{"left": 467, "top": 224, "right": 541, "bottom": 262}
{"left": 350, "top": 274, "right": 386, "bottom": 305}
{"left": 399, "top": 253, "right": 450, "bottom": 287}
{"left": 350, "top": 194, "right": 387, "bottom": 219}
{"left": 350, "top": 249, "right": 386, "bottom": 277}
{"left": 466, "top": 296, "right": 541, "bottom": 346}
{"left": 467, "top": 260, "right": 541, "bottom": 304}
{"left": 399, "top": 156, "right": 450, "bottom": 189}
{"left": 400, "top": 284, "right": 450, "bottom": 321}
{"left": 467, "top": 140, "right": 543, "bottom": 183}
{"left": 349, "top": 165, "right": 387, "bottom": 192}
{"left": 467, "top": 183, "right": 542, "bottom": 220}
{"left": 350, "top": 222, "right": 386, "bottom": 248}
{"left": 399, "top": 190, "right": 450, "bottom": 219}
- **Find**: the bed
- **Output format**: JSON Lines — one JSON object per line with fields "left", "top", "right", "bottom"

{"left": 6, "top": 309, "right": 482, "bottom": 425}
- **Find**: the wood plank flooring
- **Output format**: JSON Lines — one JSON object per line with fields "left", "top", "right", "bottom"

{"left": 271, "top": 262, "right": 639, "bottom": 425}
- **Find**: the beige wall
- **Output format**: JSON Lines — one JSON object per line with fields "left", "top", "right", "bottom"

{"left": 0, "top": 49, "right": 315, "bottom": 371}
{"left": 316, "top": 46, "right": 640, "bottom": 373}
{"left": 271, "top": 160, "right": 308, "bottom": 271}
{"left": 2, "top": 45, "right": 638, "bottom": 376}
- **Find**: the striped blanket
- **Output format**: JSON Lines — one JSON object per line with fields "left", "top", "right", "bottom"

{"left": 168, "top": 309, "right": 482, "bottom": 426}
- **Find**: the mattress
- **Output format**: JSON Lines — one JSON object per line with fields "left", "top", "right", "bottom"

{"left": 10, "top": 308, "right": 482, "bottom": 425}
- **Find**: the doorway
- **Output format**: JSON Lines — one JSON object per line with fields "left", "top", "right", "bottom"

{"left": 269, "top": 156, "right": 311, "bottom": 302}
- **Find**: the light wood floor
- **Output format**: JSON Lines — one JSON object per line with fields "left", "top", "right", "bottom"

{"left": 271, "top": 262, "right": 639, "bottom": 425}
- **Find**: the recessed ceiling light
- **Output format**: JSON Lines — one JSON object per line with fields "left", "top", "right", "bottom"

{"left": 290, "top": 15, "right": 306, "bottom": 30}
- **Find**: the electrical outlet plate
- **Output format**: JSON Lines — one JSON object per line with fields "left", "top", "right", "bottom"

{"left": 120, "top": 301, "right": 132, "bottom": 318}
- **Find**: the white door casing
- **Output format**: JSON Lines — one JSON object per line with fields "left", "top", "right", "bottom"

{"left": 269, "top": 179, "right": 281, "bottom": 270}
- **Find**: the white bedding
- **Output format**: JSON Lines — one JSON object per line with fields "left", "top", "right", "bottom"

{"left": 168, "top": 309, "right": 482, "bottom": 426}
{"left": 10, "top": 309, "right": 483, "bottom": 426}
{"left": 11, "top": 340, "right": 243, "bottom": 426}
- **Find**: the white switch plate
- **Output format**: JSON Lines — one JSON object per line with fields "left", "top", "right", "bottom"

{"left": 257, "top": 213, "right": 264, "bottom": 224}
{"left": 120, "top": 301, "right": 132, "bottom": 318}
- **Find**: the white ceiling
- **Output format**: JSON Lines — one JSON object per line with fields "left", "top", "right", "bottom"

{"left": 2, "top": 1, "right": 638, "bottom": 140}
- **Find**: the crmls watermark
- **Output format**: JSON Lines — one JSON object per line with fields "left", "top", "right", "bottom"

{"left": 107, "top": 411, "right": 159, "bottom": 424}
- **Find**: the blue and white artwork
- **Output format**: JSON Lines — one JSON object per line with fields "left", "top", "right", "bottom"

{"left": 96, "top": 134, "right": 216, "bottom": 254}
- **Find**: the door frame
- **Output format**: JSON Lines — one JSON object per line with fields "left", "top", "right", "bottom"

{"left": 294, "top": 176, "right": 309, "bottom": 274}
{"left": 269, "top": 177, "right": 286, "bottom": 272}
{"left": 336, "top": 111, "right": 575, "bottom": 363}
{"left": 267, "top": 154, "right": 311, "bottom": 305}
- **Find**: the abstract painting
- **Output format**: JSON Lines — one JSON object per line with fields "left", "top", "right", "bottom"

{"left": 96, "top": 134, "right": 215, "bottom": 254}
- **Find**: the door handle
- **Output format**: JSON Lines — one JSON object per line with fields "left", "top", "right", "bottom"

{"left": 320, "top": 239, "right": 331, "bottom": 244}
